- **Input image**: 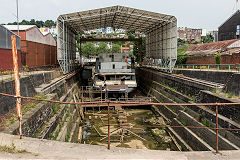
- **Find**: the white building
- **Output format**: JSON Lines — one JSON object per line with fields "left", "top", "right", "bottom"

{"left": 201, "top": 29, "right": 207, "bottom": 37}
{"left": 39, "top": 27, "right": 57, "bottom": 37}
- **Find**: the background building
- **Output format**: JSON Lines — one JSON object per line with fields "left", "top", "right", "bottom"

{"left": 4, "top": 25, "right": 57, "bottom": 67}
{"left": 0, "top": 25, "right": 21, "bottom": 70}
{"left": 40, "top": 26, "right": 57, "bottom": 37}
{"left": 209, "top": 31, "right": 219, "bottom": 42}
{"left": 178, "top": 27, "right": 206, "bottom": 42}
{"left": 218, "top": 10, "right": 240, "bottom": 41}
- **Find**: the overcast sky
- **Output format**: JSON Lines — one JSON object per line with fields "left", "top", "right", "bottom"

{"left": 1, "top": 0, "right": 239, "bottom": 31}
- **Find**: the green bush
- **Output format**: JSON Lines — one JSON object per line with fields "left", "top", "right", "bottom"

{"left": 214, "top": 53, "right": 221, "bottom": 64}
{"left": 177, "top": 54, "right": 189, "bottom": 64}
{"left": 176, "top": 45, "right": 190, "bottom": 64}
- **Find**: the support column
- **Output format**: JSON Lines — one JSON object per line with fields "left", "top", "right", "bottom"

{"left": 11, "top": 35, "right": 22, "bottom": 139}
{"left": 138, "top": 39, "right": 142, "bottom": 65}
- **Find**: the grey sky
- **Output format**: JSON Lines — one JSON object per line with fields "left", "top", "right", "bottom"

{"left": 1, "top": 0, "right": 239, "bottom": 31}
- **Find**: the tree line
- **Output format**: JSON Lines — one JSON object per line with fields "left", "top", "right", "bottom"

{"left": 78, "top": 42, "right": 122, "bottom": 57}
{"left": 6, "top": 19, "right": 56, "bottom": 28}
{"left": 75, "top": 30, "right": 146, "bottom": 60}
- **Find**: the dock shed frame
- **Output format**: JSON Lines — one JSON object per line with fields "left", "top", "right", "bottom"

{"left": 57, "top": 6, "right": 177, "bottom": 74}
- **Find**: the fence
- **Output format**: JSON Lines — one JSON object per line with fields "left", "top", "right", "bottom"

{"left": 175, "top": 64, "right": 240, "bottom": 72}
{"left": 0, "top": 92, "right": 240, "bottom": 153}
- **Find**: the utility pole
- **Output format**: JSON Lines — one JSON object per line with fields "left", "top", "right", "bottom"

{"left": 16, "top": 0, "right": 19, "bottom": 36}
{"left": 236, "top": 0, "right": 239, "bottom": 11}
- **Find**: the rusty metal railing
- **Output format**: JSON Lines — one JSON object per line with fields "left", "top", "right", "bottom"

{"left": 1, "top": 92, "right": 240, "bottom": 153}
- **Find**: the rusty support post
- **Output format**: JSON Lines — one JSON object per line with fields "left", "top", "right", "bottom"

{"left": 216, "top": 105, "right": 219, "bottom": 153}
{"left": 107, "top": 102, "right": 110, "bottom": 150}
{"left": 11, "top": 35, "right": 22, "bottom": 139}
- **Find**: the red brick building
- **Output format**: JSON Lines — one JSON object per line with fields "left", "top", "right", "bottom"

{"left": 0, "top": 25, "right": 21, "bottom": 70}
{"left": 183, "top": 39, "right": 240, "bottom": 64}
{"left": 4, "top": 25, "right": 57, "bottom": 67}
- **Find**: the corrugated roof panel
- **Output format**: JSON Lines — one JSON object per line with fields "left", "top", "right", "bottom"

{"left": 58, "top": 5, "right": 177, "bottom": 34}
{"left": 3, "top": 25, "right": 35, "bottom": 31}
{"left": 186, "top": 39, "right": 239, "bottom": 52}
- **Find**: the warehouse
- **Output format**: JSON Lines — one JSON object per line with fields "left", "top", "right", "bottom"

{"left": 0, "top": 25, "right": 21, "bottom": 70}
{"left": 4, "top": 25, "right": 57, "bottom": 67}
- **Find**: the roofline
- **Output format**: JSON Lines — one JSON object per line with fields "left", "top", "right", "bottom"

{"left": 59, "top": 5, "right": 176, "bottom": 19}
{"left": 185, "top": 39, "right": 240, "bottom": 52}
{"left": 0, "top": 25, "right": 21, "bottom": 39}
{"left": 57, "top": 5, "right": 177, "bottom": 34}
{"left": 218, "top": 10, "right": 240, "bottom": 29}
{"left": 9, "top": 25, "right": 55, "bottom": 40}
{"left": 5, "top": 25, "right": 36, "bottom": 32}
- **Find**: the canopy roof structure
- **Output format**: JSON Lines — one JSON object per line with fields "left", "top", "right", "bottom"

{"left": 57, "top": 6, "right": 177, "bottom": 74}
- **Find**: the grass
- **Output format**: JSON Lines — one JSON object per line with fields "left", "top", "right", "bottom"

{"left": 202, "top": 119, "right": 213, "bottom": 128}
{"left": 65, "top": 130, "right": 71, "bottom": 142}
{"left": 212, "top": 88, "right": 221, "bottom": 95}
{"left": 180, "top": 120, "right": 187, "bottom": 126}
{"left": 53, "top": 123, "right": 63, "bottom": 140}
{"left": 65, "top": 105, "right": 71, "bottom": 120}
{"left": 0, "top": 94, "right": 48, "bottom": 129}
{"left": 227, "top": 93, "right": 233, "bottom": 98}
{"left": 0, "top": 70, "right": 14, "bottom": 76}
{"left": 0, "top": 143, "right": 27, "bottom": 154}
{"left": 52, "top": 104, "right": 59, "bottom": 114}
{"left": 34, "top": 121, "right": 49, "bottom": 138}
{"left": 177, "top": 45, "right": 190, "bottom": 54}
{"left": 171, "top": 108, "right": 177, "bottom": 113}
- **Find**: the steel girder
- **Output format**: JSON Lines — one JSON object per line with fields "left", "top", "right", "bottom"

{"left": 57, "top": 6, "right": 177, "bottom": 74}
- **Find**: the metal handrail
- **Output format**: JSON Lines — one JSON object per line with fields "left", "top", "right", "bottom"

{"left": 175, "top": 64, "right": 240, "bottom": 72}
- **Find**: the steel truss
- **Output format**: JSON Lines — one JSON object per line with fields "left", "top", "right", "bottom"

{"left": 57, "top": 6, "right": 177, "bottom": 74}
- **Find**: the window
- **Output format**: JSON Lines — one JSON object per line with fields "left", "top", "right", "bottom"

{"left": 112, "top": 64, "right": 115, "bottom": 69}
{"left": 237, "top": 25, "right": 240, "bottom": 36}
{"left": 237, "top": 25, "right": 240, "bottom": 30}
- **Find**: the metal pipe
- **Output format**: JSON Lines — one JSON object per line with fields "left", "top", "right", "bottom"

{"left": 80, "top": 102, "right": 240, "bottom": 107}
{"left": 216, "top": 105, "right": 219, "bottom": 153}
{"left": 16, "top": 0, "right": 19, "bottom": 36}
{"left": 107, "top": 102, "right": 110, "bottom": 150}
{"left": 11, "top": 35, "right": 22, "bottom": 139}
{"left": 1, "top": 92, "right": 240, "bottom": 107}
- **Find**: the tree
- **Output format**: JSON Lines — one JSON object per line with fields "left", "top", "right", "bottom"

{"left": 111, "top": 44, "right": 121, "bottom": 53}
{"left": 7, "top": 19, "right": 56, "bottom": 28}
{"left": 29, "top": 19, "right": 36, "bottom": 25}
{"left": 20, "top": 20, "right": 30, "bottom": 25}
{"left": 127, "top": 30, "right": 136, "bottom": 39}
{"left": 177, "top": 38, "right": 186, "bottom": 47}
{"left": 114, "top": 41, "right": 125, "bottom": 47}
{"left": 202, "top": 34, "right": 214, "bottom": 43}
{"left": 129, "top": 50, "right": 133, "bottom": 57}
{"left": 35, "top": 20, "right": 44, "bottom": 27}
{"left": 96, "top": 42, "right": 108, "bottom": 54}
{"left": 82, "top": 42, "right": 96, "bottom": 57}
{"left": 44, "top": 20, "right": 56, "bottom": 27}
